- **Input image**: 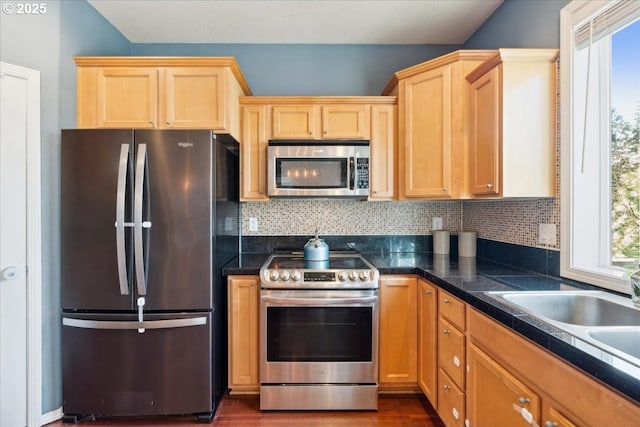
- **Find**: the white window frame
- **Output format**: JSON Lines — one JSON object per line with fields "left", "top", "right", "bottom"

{"left": 560, "top": 0, "right": 639, "bottom": 294}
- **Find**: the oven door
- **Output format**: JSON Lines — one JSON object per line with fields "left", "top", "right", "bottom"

{"left": 260, "top": 289, "right": 379, "bottom": 384}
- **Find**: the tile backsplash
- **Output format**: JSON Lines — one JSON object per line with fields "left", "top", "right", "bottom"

{"left": 241, "top": 195, "right": 561, "bottom": 252}
{"left": 241, "top": 200, "right": 462, "bottom": 236}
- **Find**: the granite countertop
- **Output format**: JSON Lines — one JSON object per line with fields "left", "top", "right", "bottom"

{"left": 222, "top": 251, "right": 640, "bottom": 404}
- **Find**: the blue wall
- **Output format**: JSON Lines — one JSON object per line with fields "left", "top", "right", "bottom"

{"left": 0, "top": 0, "right": 129, "bottom": 414}
{"left": 464, "top": 0, "right": 570, "bottom": 49}
{"left": 131, "top": 43, "right": 458, "bottom": 95}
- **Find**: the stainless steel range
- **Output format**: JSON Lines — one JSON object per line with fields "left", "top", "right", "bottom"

{"left": 259, "top": 252, "right": 380, "bottom": 410}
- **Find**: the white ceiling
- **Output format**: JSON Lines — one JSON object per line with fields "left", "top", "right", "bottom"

{"left": 87, "top": 0, "right": 504, "bottom": 45}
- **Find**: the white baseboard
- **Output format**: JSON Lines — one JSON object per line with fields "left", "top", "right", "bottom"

{"left": 40, "top": 407, "right": 62, "bottom": 426}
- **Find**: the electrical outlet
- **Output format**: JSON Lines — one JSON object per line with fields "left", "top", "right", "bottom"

{"left": 538, "top": 223, "right": 556, "bottom": 245}
{"left": 249, "top": 217, "right": 258, "bottom": 232}
{"left": 432, "top": 217, "right": 443, "bottom": 230}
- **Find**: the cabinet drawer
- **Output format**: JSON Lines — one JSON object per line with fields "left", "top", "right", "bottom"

{"left": 438, "top": 369, "right": 465, "bottom": 427}
{"left": 438, "top": 317, "right": 465, "bottom": 389}
{"left": 439, "top": 290, "right": 465, "bottom": 329}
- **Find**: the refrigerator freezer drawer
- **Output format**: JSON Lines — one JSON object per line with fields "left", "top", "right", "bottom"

{"left": 62, "top": 312, "right": 213, "bottom": 418}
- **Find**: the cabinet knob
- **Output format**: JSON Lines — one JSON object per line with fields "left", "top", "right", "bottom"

{"left": 425, "top": 290, "right": 433, "bottom": 295}
{"left": 518, "top": 396, "right": 530, "bottom": 404}
{"left": 442, "top": 329, "right": 450, "bottom": 335}
{"left": 486, "top": 183, "right": 494, "bottom": 189}
{"left": 443, "top": 298, "right": 450, "bottom": 304}
{"left": 148, "top": 120, "right": 153, "bottom": 124}
{"left": 166, "top": 121, "right": 172, "bottom": 125}
{"left": 443, "top": 188, "right": 447, "bottom": 192}
{"left": 250, "top": 281, "right": 256, "bottom": 287}
{"left": 544, "top": 422, "right": 558, "bottom": 427}
{"left": 443, "top": 384, "right": 451, "bottom": 391}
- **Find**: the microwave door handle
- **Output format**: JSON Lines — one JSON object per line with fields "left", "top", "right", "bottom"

{"left": 349, "top": 157, "right": 355, "bottom": 190}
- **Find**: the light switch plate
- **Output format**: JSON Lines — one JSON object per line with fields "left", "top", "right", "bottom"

{"left": 538, "top": 223, "right": 556, "bottom": 245}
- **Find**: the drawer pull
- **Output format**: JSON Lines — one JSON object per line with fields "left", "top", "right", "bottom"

{"left": 443, "top": 329, "right": 450, "bottom": 335}
{"left": 443, "top": 384, "right": 451, "bottom": 391}
{"left": 544, "top": 422, "right": 558, "bottom": 427}
{"left": 443, "top": 298, "right": 451, "bottom": 304}
{"left": 518, "top": 397, "right": 530, "bottom": 404}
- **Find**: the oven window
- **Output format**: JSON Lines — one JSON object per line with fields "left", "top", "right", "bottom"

{"left": 275, "top": 158, "right": 347, "bottom": 189}
{"left": 266, "top": 306, "right": 372, "bottom": 362}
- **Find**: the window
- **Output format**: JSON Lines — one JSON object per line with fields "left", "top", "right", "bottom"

{"left": 560, "top": 0, "right": 640, "bottom": 294}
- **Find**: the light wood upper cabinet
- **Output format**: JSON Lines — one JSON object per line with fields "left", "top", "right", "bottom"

{"left": 383, "top": 50, "right": 495, "bottom": 200}
{"left": 240, "top": 105, "right": 270, "bottom": 201}
{"left": 227, "top": 275, "right": 260, "bottom": 394}
{"left": 417, "top": 279, "right": 438, "bottom": 409}
{"left": 466, "top": 49, "right": 558, "bottom": 198}
{"left": 369, "top": 104, "right": 396, "bottom": 200}
{"left": 94, "top": 67, "right": 158, "bottom": 128}
{"left": 379, "top": 275, "right": 418, "bottom": 389}
{"left": 271, "top": 105, "right": 320, "bottom": 139}
{"left": 271, "top": 102, "right": 371, "bottom": 139}
{"left": 161, "top": 67, "right": 227, "bottom": 129}
{"left": 75, "top": 57, "right": 251, "bottom": 141}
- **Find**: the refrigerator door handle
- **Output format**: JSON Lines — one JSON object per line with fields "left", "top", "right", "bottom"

{"left": 62, "top": 316, "right": 207, "bottom": 330}
{"left": 134, "top": 143, "right": 149, "bottom": 296}
{"left": 115, "top": 144, "right": 130, "bottom": 296}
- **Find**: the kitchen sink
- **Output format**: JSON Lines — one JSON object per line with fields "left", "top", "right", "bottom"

{"left": 588, "top": 328, "right": 640, "bottom": 359}
{"left": 496, "top": 291, "right": 640, "bottom": 326}
{"left": 486, "top": 290, "right": 640, "bottom": 368}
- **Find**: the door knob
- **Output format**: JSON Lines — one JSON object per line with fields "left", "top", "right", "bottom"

{"left": 2, "top": 266, "right": 19, "bottom": 280}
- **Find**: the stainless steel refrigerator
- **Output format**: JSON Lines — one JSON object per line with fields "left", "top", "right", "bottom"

{"left": 60, "top": 129, "right": 239, "bottom": 423}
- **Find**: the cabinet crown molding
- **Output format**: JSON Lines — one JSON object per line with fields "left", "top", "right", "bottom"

{"left": 74, "top": 56, "right": 252, "bottom": 95}
{"left": 239, "top": 96, "right": 397, "bottom": 105}
{"left": 465, "top": 48, "right": 559, "bottom": 84}
{"left": 381, "top": 49, "right": 496, "bottom": 95}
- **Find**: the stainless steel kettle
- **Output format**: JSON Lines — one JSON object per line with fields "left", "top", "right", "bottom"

{"left": 304, "top": 230, "right": 329, "bottom": 261}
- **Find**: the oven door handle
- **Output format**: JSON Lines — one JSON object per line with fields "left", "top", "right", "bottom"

{"left": 261, "top": 295, "right": 378, "bottom": 305}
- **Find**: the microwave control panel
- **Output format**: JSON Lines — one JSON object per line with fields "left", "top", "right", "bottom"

{"left": 357, "top": 158, "right": 369, "bottom": 189}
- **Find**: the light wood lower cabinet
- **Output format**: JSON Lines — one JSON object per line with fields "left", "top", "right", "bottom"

{"left": 468, "top": 307, "right": 640, "bottom": 427}
{"left": 418, "top": 279, "right": 438, "bottom": 407}
{"left": 379, "top": 276, "right": 418, "bottom": 390}
{"left": 227, "top": 275, "right": 260, "bottom": 394}
{"left": 466, "top": 343, "right": 540, "bottom": 427}
{"left": 438, "top": 368, "right": 465, "bottom": 427}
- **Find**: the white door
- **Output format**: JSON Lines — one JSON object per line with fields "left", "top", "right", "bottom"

{"left": 0, "top": 62, "right": 42, "bottom": 427}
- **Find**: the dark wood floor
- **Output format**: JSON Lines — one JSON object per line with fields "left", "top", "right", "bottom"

{"left": 47, "top": 394, "right": 445, "bottom": 427}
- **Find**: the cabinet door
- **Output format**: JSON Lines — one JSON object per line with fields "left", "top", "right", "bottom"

{"left": 418, "top": 279, "right": 438, "bottom": 408}
{"left": 438, "top": 317, "right": 465, "bottom": 389}
{"left": 240, "top": 105, "right": 269, "bottom": 200}
{"left": 162, "top": 67, "right": 225, "bottom": 129}
{"left": 228, "top": 276, "right": 260, "bottom": 392}
{"left": 541, "top": 402, "right": 579, "bottom": 427}
{"left": 439, "top": 369, "right": 465, "bottom": 427}
{"left": 467, "top": 343, "right": 540, "bottom": 427}
{"left": 321, "top": 105, "right": 371, "bottom": 139}
{"left": 400, "top": 65, "right": 452, "bottom": 199}
{"left": 97, "top": 67, "right": 158, "bottom": 128}
{"left": 469, "top": 66, "right": 501, "bottom": 196}
{"left": 379, "top": 276, "right": 418, "bottom": 386}
{"left": 271, "top": 105, "right": 320, "bottom": 139}
{"left": 369, "top": 104, "right": 396, "bottom": 200}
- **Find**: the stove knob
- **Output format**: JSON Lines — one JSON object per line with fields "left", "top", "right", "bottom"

{"left": 280, "top": 270, "right": 291, "bottom": 281}
{"left": 291, "top": 271, "right": 302, "bottom": 282}
{"left": 359, "top": 271, "right": 369, "bottom": 281}
{"left": 269, "top": 270, "right": 280, "bottom": 281}
{"left": 348, "top": 271, "right": 358, "bottom": 281}
{"left": 338, "top": 271, "right": 348, "bottom": 282}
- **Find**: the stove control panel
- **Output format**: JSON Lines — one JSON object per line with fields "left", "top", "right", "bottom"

{"left": 260, "top": 254, "right": 379, "bottom": 289}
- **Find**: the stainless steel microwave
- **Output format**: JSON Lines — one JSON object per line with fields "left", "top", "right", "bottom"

{"left": 267, "top": 140, "right": 370, "bottom": 199}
